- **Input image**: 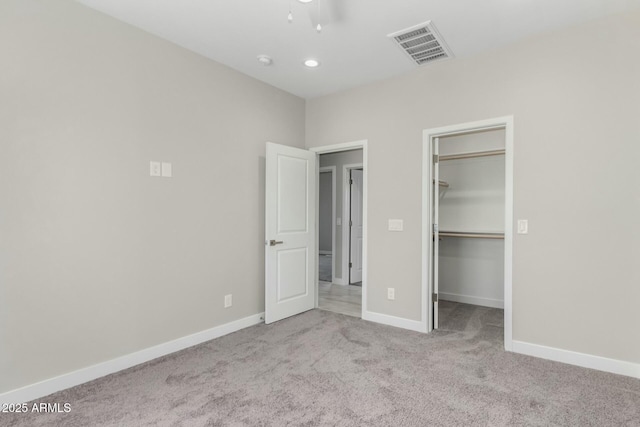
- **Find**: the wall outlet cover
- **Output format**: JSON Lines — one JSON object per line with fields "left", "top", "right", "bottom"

{"left": 224, "top": 294, "right": 232, "bottom": 308}
{"left": 387, "top": 288, "right": 395, "bottom": 300}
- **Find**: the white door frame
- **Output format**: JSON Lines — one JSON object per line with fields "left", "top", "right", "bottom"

{"left": 310, "top": 140, "right": 368, "bottom": 317}
{"left": 422, "top": 116, "right": 514, "bottom": 350}
{"left": 343, "top": 163, "right": 363, "bottom": 284}
{"left": 318, "top": 166, "right": 337, "bottom": 284}
{"left": 431, "top": 138, "right": 440, "bottom": 329}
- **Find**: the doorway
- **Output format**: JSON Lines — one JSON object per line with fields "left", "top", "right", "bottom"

{"left": 311, "top": 140, "right": 367, "bottom": 317}
{"left": 264, "top": 140, "right": 368, "bottom": 324}
{"left": 423, "top": 117, "right": 514, "bottom": 349}
{"left": 316, "top": 151, "right": 364, "bottom": 317}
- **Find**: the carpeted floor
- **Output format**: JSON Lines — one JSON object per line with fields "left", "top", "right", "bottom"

{"left": 3, "top": 303, "right": 639, "bottom": 426}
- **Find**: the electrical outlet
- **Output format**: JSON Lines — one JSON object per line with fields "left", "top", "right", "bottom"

{"left": 387, "top": 288, "right": 395, "bottom": 300}
{"left": 224, "top": 294, "right": 232, "bottom": 308}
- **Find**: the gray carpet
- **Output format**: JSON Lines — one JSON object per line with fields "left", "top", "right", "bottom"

{"left": 3, "top": 302, "right": 639, "bottom": 426}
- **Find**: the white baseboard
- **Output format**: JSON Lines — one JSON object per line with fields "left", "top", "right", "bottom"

{"left": 512, "top": 340, "right": 640, "bottom": 379}
{"left": 0, "top": 313, "right": 265, "bottom": 405}
{"left": 332, "top": 277, "right": 347, "bottom": 286}
{"left": 362, "top": 310, "right": 426, "bottom": 333}
{"left": 439, "top": 292, "right": 504, "bottom": 309}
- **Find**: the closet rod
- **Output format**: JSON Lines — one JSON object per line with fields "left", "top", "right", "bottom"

{"left": 433, "top": 179, "right": 449, "bottom": 187}
{"left": 439, "top": 231, "right": 504, "bottom": 240}
{"left": 439, "top": 149, "right": 505, "bottom": 161}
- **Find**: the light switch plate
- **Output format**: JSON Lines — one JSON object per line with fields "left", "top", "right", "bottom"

{"left": 517, "top": 219, "right": 529, "bottom": 234}
{"left": 388, "top": 219, "right": 403, "bottom": 232}
{"left": 161, "top": 162, "right": 172, "bottom": 178}
{"left": 150, "top": 161, "right": 161, "bottom": 177}
{"left": 224, "top": 294, "right": 232, "bottom": 308}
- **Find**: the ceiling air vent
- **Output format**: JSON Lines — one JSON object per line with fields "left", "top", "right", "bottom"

{"left": 388, "top": 21, "right": 453, "bottom": 66}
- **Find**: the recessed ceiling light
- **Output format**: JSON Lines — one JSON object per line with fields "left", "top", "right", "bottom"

{"left": 257, "top": 55, "right": 273, "bottom": 66}
{"left": 298, "top": 0, "right": 313, "bottom": 3}
{"left": 304, "top": 59, "right": 320, "bottom": 68}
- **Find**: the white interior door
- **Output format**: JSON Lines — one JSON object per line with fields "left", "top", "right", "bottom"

{"left": 349, "top": 169, "right": 363, "bottom": 283}
{"left": 433, "top": 138, "right": 440, "bottom": 329}
{"left": 265, "top": 142, "right": 317, "bottom": 324}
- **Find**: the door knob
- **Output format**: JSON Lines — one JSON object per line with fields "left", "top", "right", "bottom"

{"left": 269, "top": 240, "right": 284, "bottom": 246}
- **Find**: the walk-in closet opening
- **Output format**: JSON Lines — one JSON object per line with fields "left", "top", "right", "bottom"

{"left": 423, "top": 117, "right": 514, "bottom": 347}
{"left": 434, "top": 128, "right": 505, "bottom": 331}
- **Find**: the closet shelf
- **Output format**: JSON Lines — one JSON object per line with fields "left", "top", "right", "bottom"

{"left": 439, "top": 149, "right": 505, "bottom": 161}
{"left": 438, "top": 231, "right": 504, "bottom": 240}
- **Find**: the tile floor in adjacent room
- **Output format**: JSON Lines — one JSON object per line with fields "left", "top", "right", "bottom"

{"left": 318, "top": 281, "right": 362, "bottom": 318}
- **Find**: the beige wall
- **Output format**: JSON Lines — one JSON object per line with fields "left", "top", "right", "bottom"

{"left": 306, "top": 11, "right": 640, "bottom": 363}
{"left": 0, "top": 0, "right": 305, "bottom": 393}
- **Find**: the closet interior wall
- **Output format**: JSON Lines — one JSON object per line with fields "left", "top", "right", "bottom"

{"left": 438, "top": 129, "right": 506, "bottom": 309}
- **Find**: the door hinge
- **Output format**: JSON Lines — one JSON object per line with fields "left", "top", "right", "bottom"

{"left": 349, "top": 262, "right": 352, "bottom": 268}
{"left": 350, "top": 220, "right": 353, "bottom": 226}
{"left": 433, "top": 223, "right": 438, "bottom": 233}
{"left": 433, "top": 154, "right": 439, "bottom": 163}
{"left": 350, "top": 179, "right": 353, "bottom": 185}
{"left": 432, "top": 293, "right": 438, "bottom": 302}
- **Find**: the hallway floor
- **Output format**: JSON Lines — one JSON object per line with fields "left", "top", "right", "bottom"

{"left": 318, "top": 281, "right": 361, "bottom": 317}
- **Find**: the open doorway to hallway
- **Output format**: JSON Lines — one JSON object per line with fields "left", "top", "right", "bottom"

{"left": 317, "top": 149, "right": 363, "bottom": 318}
